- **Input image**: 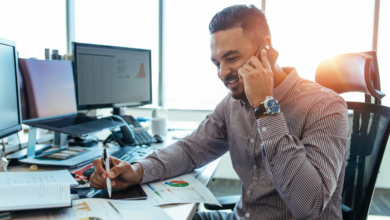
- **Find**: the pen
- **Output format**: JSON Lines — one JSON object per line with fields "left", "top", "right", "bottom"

{"left": 103, "top": 148, "right": 112, "bottom": 198}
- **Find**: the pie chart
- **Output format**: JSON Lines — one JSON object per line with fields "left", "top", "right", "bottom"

{"left": 165, "top": 180, "right": 189, "bottom": 187}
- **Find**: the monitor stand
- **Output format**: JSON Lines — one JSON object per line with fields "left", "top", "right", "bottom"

{"left": 113, "top": 107, "right": 127, "bottom": 116}
{"left": 26, "top": 127, "right": 67, "bottom": 159}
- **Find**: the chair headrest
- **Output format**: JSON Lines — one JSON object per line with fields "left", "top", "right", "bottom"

{"left": 315, "top": 52, "right": 385, "bottom": 100}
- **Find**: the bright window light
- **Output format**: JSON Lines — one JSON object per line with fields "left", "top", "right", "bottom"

{"left": 266, "top": 0, "right": 375, "bottom": 103}
{"left": 163, "top": 1, "right": 263, "bottom": 110}
{"left": 0, "top": 0, "right": 66, "bottom": 59}
{"left": 74, "top": 0, "right": 159, "bottom": 107}
{"left": 377, "top": 0, "right": 390, "bottom": 106}
{"left": 164, "top": 0, "right": 376, "bottom": 110}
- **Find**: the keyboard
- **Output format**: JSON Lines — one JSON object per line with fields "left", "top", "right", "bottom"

{"left": 82, "top": 146, "right": 154, "bottom": 178}
{"left": 38, "top": 116, "right": 96, "bottom": 128}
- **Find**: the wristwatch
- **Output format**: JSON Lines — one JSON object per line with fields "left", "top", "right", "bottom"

{"left": 254, "top": 96, "right": 281, "bottom": 118}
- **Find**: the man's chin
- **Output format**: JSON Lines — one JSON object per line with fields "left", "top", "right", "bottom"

{"left": 230, "top": 91, "right": 248, "bottom": 103}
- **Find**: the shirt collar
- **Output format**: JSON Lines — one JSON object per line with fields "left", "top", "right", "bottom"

{"left": 238, "top": 67, "right": 300, "bottom": 107}
{"left": 274, "top": 67, "right": 300, "bottom": 101}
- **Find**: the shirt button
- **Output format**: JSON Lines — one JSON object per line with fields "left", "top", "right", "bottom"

{"left": 253, "top": 165, "right": 257, "bottom": 169}
{"left": 270, "top": 160, "right": 275, "bottom": 166}
{"left": 247, "top": 190, "right": 250, "bottom": 195}
{"left": 262, "top": 127, "right": 267, "bottom": 132}
{"left": 250, "top": 139, "right": 254, "bottom": 143}
{"left": 246, "top": 213, "right": 250, "bottom": 218}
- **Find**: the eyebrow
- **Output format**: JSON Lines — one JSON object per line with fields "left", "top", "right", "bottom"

{"left": 211, "top": 50, "right": 240, "bottom": 62}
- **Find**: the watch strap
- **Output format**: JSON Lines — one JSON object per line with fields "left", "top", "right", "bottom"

{"left": 254, "top": 103, "right": 267, "bottom": 118}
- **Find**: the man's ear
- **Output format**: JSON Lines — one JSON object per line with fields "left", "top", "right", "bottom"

{"left": 263, "top": 36, "right": 272, "bottom": 47}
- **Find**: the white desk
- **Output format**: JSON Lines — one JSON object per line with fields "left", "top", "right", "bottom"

{"left": 6, "top": 129, "right": 221, "bottom": 220}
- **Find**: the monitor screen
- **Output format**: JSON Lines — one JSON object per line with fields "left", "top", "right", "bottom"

{"left": 0, "top": 38, "right": 22, "bottom": 139}
{"left": 72, "top": 42, "right": 152, "bottom": 110}
{"left": 18, "top": 59, "right": 77, "bottom": 123}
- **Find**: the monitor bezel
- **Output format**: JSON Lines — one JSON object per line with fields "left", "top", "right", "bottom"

{"left": 72, "top": 42, "right": 153, "bottom": 110}
{"left": 0, "top": 37, "right": 23, "bottom": 139}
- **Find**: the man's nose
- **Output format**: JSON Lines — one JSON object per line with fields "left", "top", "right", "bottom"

{"left": 219, "top": 63, "right": 231, "bottom": 80}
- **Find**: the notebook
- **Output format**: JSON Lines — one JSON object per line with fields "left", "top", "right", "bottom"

{"left": 0, "top": 170, "right": 77, "bottom": 212}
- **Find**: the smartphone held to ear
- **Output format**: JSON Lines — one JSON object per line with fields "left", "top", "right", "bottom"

{"left": 256, "top": 42, "right": 279, "bottom": 68}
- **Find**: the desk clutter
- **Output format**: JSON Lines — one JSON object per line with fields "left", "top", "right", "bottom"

{"left": 0, "top": 170, "right": 220, "bottom": 220}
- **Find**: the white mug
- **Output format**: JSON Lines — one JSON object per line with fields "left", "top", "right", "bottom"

{"left": 151, "top": 118, "right": 167, "bottom": 136}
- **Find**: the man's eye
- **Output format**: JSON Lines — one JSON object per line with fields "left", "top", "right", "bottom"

{"left": 227, "top": 57, "right": 238, "bottom": 62}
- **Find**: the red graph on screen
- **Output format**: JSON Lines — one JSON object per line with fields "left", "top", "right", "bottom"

{"left": 136, "top": 63, "right": 146, "bottom": 78}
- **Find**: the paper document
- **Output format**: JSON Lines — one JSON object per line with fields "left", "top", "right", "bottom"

{"left": 0, "top": 170, "right": 78, "bottom": 187}
{"left": 12, "top": 199, "right": 172, "bottom": 220}
{"left": 0, "top": 183, "right": 71, "bottom": 212}
{"left": 142, "top": 174, "right": 221, "bottom": 206}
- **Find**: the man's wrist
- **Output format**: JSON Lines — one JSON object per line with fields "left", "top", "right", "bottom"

{"left": 132, "top": 162, "right": 144, "bottom": 184}
{"left": 257, "top": 114, "right": 268, "bottom": 119}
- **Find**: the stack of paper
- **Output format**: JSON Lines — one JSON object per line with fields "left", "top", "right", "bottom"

{"left": 11, "top": 199, "right": 172, "bottom": 220}
{"left": 0, "top": 170, "right": 78, "bottom": 187}
{"left": 0, "top": 170, "right": 77, "bottom": 212}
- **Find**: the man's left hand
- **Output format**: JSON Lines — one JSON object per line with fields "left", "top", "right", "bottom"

{"left": 238, "top": 49, "right": 274, "bottom": 108}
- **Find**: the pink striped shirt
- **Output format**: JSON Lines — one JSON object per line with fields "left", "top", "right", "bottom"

{"left": 139, "top": 67, "right": 349, "bottom": 219}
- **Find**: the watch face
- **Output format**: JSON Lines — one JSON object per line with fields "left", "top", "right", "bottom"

{"left": 267, "top": 99, "right": 280, "bottom": 114}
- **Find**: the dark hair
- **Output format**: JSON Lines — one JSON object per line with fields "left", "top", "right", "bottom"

{"left": 209, "top": 5, "right": 271, "bottom": 40}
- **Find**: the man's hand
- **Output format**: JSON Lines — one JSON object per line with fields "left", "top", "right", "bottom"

{"left": 90, "top": 156, "right": 143, "bottom": 190}
{"left": 238, "top": 49, "right": 274, "bottom": 108}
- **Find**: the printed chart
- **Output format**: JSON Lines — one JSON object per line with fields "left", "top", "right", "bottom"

{"left": 142, "top": 174, "right": 221, "bottom": 206}
{"left": 164, "top": 180, "right": 189, "bottom": 187}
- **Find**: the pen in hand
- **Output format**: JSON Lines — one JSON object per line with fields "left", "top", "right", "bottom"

{"left": 103, "top": 148, "right": 112, "bottom": 198}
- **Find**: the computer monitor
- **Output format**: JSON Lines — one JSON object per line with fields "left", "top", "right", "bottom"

{"left": 0, "top": 37, "right": 22, "bottom": 139}
{"left": 72, "top": 42, "right": 152, "bottom": 111}
{"left": 18, "top": 59, "right": 78, "bottom": 123}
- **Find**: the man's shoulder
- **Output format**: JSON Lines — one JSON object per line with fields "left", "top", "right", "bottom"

{"left": 294, "top": 78, "right": 347, "bottom": 110}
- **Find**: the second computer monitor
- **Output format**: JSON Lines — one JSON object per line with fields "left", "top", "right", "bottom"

{"left": 72, "top": 42, "right": 152, "bottom": 110}
{"left": 0, "top": 37, "right": 22, "bottom": 139}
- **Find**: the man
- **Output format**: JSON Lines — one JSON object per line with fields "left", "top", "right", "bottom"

{"left": 90, "top": 5, "right": 349, "bottom": 220}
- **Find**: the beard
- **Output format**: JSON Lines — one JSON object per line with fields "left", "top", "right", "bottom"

{"left": 223, "top": 71, "right": 249, "bottom": 102}
{"left": 230, "top": 89, "right": 248, "bottom": 102}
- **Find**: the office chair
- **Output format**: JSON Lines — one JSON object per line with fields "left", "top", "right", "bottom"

{"left": 204, "top": 52, "right": 390, "bottom": 220}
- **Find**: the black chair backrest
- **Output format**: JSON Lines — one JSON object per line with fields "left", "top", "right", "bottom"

{"left": 343, "top": 102, "right": 390, "bottom": 219}
{"left": 315, "top": 51, "right": 389, "bottom": 220}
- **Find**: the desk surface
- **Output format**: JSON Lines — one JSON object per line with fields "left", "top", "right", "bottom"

{"left": 6, "top": 129, "right": 221, "bottom": 220}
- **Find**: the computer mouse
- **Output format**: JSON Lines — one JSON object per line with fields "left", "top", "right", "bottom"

{"left": 154, "top": 134, "right": 164, "bottom": 143}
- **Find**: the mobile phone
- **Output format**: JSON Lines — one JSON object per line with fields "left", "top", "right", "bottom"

{"left": 255, "top": 42, "right": 279, "bottom": 68}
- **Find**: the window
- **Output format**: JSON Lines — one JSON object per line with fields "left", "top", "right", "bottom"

{"left": 377, "top": 0, "right": 390, "bottom": 106}
{"left": 266, "top": 0, "right": 375, "bottom": 102}
{"left": 163, "top": 1, "right": 263, "bottom": 110}
{"left": 74, "top": 0, "right": 159, "bottom": 107}
{"left": 0, "top": 0, "right": 66, "bottom": 59}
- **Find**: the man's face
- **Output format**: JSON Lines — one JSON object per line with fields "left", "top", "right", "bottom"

{"left": 210, "top": 27, "right": 257, "bottom": 101}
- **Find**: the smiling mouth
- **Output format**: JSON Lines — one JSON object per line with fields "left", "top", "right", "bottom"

{"left": 224, "top": 77, "right": 239, "bottom": 85}
{"left": 227, "top": 78, "right": 239, "bottom": 84}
